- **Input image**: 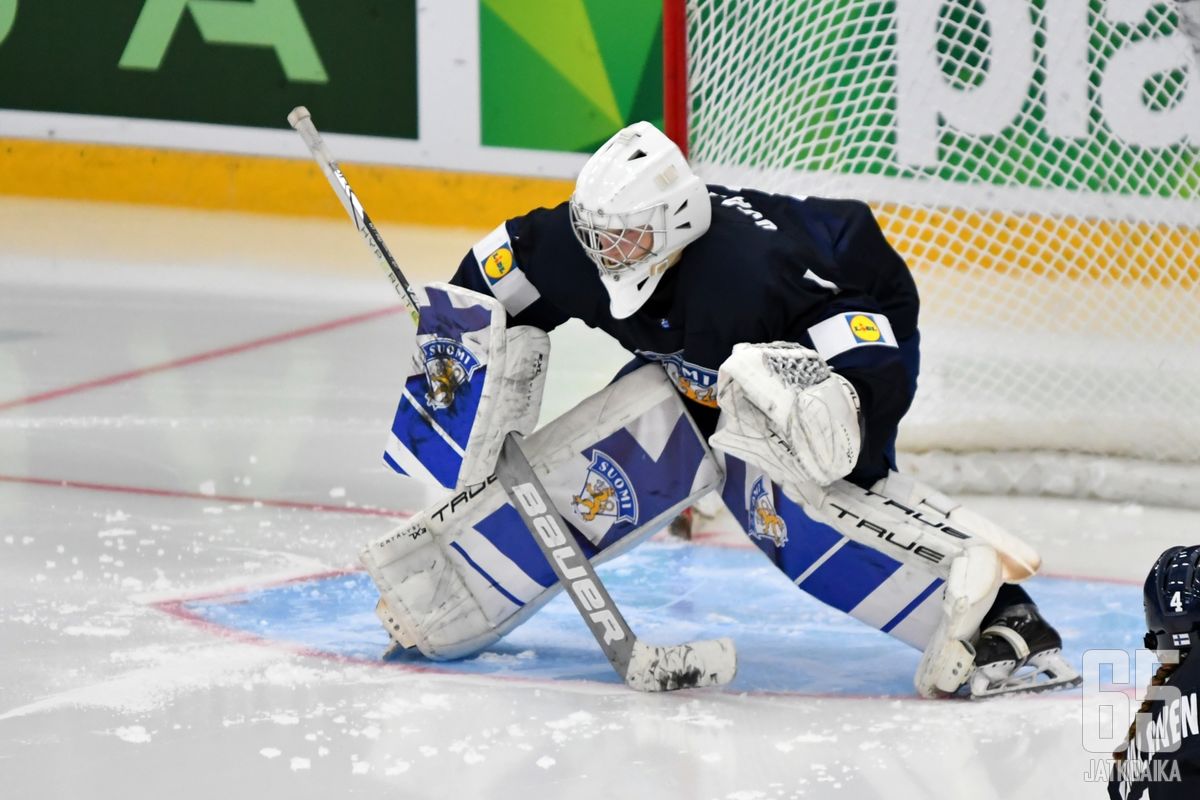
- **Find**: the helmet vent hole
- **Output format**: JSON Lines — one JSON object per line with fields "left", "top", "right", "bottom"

{"left": 674, "top": 199, "right": 689, "bottom": 215}
{"left": 627, "top": 149, "right": 647, "bottom": 161}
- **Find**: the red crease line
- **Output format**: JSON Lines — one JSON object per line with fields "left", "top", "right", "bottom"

{"left": 151, "top": 587, "right": 1077, "bottom": 701}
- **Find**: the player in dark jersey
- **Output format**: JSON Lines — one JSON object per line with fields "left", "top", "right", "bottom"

{"left": 453, "top": 184, "right": 917, "bottom": 488}
{"left": 448, "top": 121, "right": 1077, "bottom": 697}
{"left": 1109, "top": 545, "right": 1200, "bottom": 798}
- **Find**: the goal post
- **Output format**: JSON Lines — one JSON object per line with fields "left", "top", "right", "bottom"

{"left": 664, "top": 0, "right": 1200, "bottom": 506}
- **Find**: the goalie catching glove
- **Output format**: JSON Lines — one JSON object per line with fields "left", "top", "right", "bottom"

{"left": 710, "top": 342, "right": 862, "bottom": 488}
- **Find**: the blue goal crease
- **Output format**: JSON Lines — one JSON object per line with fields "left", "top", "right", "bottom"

{"left": 175, "top": 543, "right": 1142, "bottom": 696}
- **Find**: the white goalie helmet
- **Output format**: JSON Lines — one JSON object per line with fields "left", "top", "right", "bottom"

{"left": 570, "top": 121, "right": 712, "bottom": 319}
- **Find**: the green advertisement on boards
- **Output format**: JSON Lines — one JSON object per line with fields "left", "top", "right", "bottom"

{"left": 0, "top": 0, "right": 416, "bottom": 138}
{"left": 479, "top": 0, "right": 664, "bottom": 153}
{"left": 688, "top": 0, "right": 1198, "bottom": 199}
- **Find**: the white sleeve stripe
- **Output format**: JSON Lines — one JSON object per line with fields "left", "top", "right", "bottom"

{"left": 471, "top": 222, "right": 542, "bottom": 317}
{"left": 470, "top": 222, "right": 511, "bottom": 263}
{"left": 807, "top": 312, "right": 898, "bottom": 360}
{"left": 490, "top": 270, "right": 541, "bottom": 316}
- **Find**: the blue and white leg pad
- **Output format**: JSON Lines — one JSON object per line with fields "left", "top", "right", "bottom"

{"left": 721, "top": 456, "right": 953, "bottom": 651}
{"left": 361, "top": 365, "right": 724, "bottom": 660}
{"left": 721, "top": 457, "right": 1019, "bottom": 696}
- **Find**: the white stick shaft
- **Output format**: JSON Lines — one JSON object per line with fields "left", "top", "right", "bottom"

{"left": 287, "top": 106, "right": 421, "bottom": 327}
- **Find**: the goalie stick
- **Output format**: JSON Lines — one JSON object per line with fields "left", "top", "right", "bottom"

{"left": 286, "top": 106, "right": 736, "bottom": 692}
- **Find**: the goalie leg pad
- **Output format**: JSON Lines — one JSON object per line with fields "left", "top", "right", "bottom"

{"left": 720, "top": 456, "right": 952, "bottom": 650}
{"left": 362, "top": 365, "right": 724, "bottom": 660}
{"left": 871, "top": 472, "right": 1041, "bottom": 582}
{"left": 914, "top": 542, "right": 1002, "bottom": 696}
{"left": 721, "top": 457, "right": 1029, "bottom": 695}
{"left": 791, "top": 476, "right": 1023, "bottom": 696}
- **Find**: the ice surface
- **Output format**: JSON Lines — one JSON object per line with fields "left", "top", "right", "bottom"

{"left": 0, "top": 199, "right": 1193, "bottom": 799}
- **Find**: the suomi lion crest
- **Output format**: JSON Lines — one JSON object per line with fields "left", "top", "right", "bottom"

{"left": 635, "top": 349, "right": 719, "bottom": 408}
{"left": 748, "top": 476, "right": 787, "bottom": 547}
{"left": 572, "top": 450, "right": 638, "bottom": 526}
{"left": 420, "top": 338, "right": 482, "bottom": 410}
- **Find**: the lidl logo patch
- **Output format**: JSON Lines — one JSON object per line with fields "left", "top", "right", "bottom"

{"left": 483, "top": 246, "right": 514, "bottom": 282}
{"left": 847, "top": 314, "right": 883, "bottom": 343}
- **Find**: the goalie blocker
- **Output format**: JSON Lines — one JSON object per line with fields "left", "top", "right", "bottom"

{"left": 383, "top": 282, "right": 550, "bottom": 491}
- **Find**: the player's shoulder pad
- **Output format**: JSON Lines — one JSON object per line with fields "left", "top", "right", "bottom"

{"left": 471, "top": 222, "right": 541, "bottom": 317}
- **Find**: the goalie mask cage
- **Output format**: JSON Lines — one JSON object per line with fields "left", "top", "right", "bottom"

{"left": 665, "top": 0, "right": 1200, "bottom": 506}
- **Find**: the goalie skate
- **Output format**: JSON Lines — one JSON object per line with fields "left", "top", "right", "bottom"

{"left": 968, "top": 603, "right": 1082, "bottom": 698}
{"left": 666, "top": 507, "right": 694, "bottom": 540}
{"left": 666, "top": 492, "right": 727, "bottom": 540}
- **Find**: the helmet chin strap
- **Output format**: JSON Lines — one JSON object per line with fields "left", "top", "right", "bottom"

{"left": 613, "top": 247, "right": 684, "bottom": 281}
{"left": 636, "top": 250, "right": 684, "bottom": 291}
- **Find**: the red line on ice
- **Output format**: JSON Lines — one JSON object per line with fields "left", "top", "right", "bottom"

{"left": 0, "top": 474, "right": 411, "bottom": 519}
{"left": 151, "top": 594, "right": 559, "bottom": 683}
{"left": 0, "top": 305, "right": 402, "bottom": 411}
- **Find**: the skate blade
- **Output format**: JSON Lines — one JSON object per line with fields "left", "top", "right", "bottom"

{"left": 969, "top": 649, "right": 1083, "bottom": 699}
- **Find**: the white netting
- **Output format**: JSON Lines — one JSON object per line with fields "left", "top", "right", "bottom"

{"left": 685, "top": 0, "right": 1200, "bottom": 505}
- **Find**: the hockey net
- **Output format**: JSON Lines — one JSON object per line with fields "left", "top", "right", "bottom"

{"left": 674, "top": 0, "right": 1200, "bottom": 506}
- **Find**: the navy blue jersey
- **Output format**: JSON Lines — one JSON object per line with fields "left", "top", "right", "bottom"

{"left": 451, "top": 186, "right": 920, "bottom": 486}
{"left": 1108, "top": 652, "right": 1200, "bottom": 799}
